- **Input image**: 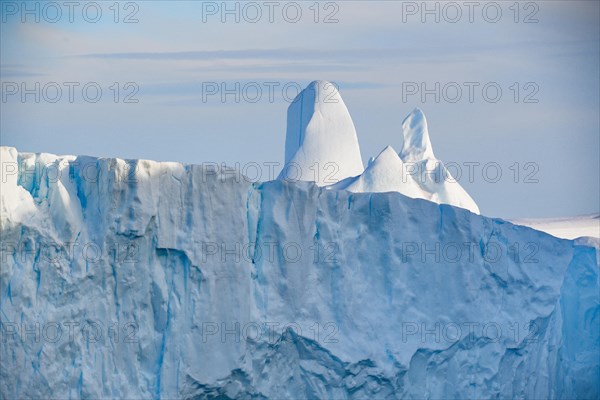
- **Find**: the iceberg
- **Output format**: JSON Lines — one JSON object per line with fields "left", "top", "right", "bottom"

{"left": 329, "top": 108, "right": 480, "bottom": 214}
{"left": 1, "top": 142, "right": 598, "bottom": 398}
{"left": 279, "top": 80, "right": 364, "bottom": 185}
{"left": 395, "top": 108, "right": 480, "bottom": 214}
{"left": 278, "top": 82, "right": 479, "bottom": 214}
{"left": 334, "top": 145, "right": 424, "bottom": 197}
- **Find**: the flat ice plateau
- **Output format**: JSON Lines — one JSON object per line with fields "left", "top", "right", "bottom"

{"left": 1, "top": 81, "right": 599, "bottom": 399}
{"left": 510, "top": 214, "right": 600, "bottom": 241}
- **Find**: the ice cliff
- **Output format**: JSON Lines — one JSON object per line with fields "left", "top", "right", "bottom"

{"left": 1, "top": 144, "right": 598, "bottom": 399}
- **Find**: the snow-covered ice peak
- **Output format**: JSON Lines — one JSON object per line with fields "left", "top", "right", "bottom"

{"left": 397, "top": 108, "right": 480, "bottom": 214}
{"left": 324, "top": 106, "right": 480, "bottom": 214}
{"left": 279, "top": 80, "right": 364, "bottom": 185}
{"left": 371, "top": 145, "right": 400, "bottom": 165}
{"left": 343, "top": 145, "right": 422, "bottom": 197}
{"left": 399, "top": 107, "right": 435, "bottom": 162}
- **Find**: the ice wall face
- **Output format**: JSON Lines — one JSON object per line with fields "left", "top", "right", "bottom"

{"left": 1, "top": 146, "right": 599, "bottom": 399}
{"left": 280, "top": 81, "right": 364, "bottom": 185}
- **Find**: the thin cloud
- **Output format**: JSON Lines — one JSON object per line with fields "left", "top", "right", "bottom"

{"left": 74, "top": 47, "right": 469, "bottom": 63}
{"left": 0, "top": 65, "right": 45, "bottom": 78}
{"left": 74, "top": 40, "right": 592, "bottom": 65}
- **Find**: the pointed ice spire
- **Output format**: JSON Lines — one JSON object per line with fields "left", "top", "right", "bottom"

{"left": 399, "top": 108, "right": 435, "bottom": 162}
{"left": 279, "top": 81, "right": 364, "bottom": 186}
{"left": 332, "top": 107, "right": 480, "bottom": 214}
{"left": 397, "top": 108, "right": 480, "bottom": 214}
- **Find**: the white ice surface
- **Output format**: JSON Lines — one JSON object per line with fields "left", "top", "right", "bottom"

{"left": 510, "top": 214, "right": 600, "bottom": 240}
{"left": 279, "top": 80, "right": 364, "bottom": 186}
{"left": 326, "top": 107, "right": 480, "bottom": 214}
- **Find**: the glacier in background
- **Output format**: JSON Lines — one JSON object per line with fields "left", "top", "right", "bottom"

{"left": 1, "top": 81, "right": 599, "bottom": 399}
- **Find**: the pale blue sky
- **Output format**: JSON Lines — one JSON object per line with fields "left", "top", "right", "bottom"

{"left": 1, "top": 0, "right": 598, "bottom": 218}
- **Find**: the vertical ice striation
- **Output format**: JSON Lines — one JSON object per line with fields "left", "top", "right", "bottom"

{"left": 279, "top": 81, "right": 364, "bottom": 185}
{"left": 1, "top": 146, "right": 598, "bottom": 399}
